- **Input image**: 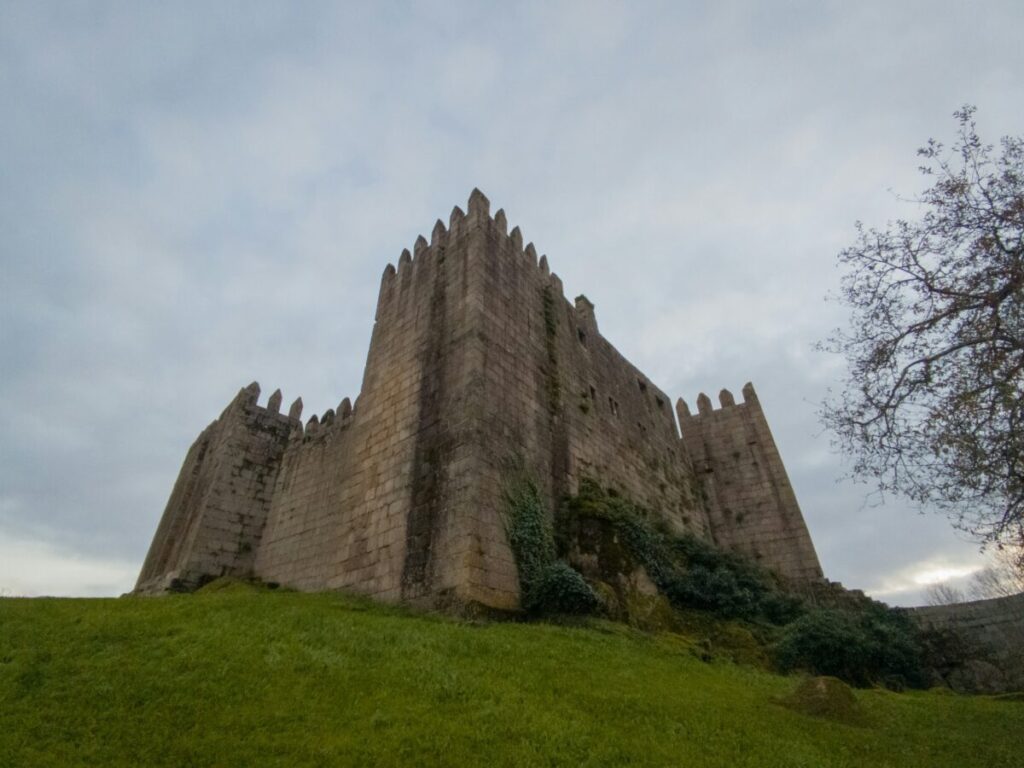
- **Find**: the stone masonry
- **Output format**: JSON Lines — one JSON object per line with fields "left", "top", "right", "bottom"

{"left": 135, "top": 189, "right": 824, "bottom": 608}
{"left": 908, "top": 593, "right": 1024, "bottom": 693}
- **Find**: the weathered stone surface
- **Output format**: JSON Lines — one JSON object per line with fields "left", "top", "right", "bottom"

{"left": 908, "top": 593, "right": 1024, "bottom": 693}
{"left": 677, "top": 382, "right": 824, "bottom": 582}
{"left": 135, "top": 190, "right": 824, "bottom": 608}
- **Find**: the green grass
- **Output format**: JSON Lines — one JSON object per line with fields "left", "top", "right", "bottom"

{"left": 1, "top": 589, "right": 1020, "bottom": 767}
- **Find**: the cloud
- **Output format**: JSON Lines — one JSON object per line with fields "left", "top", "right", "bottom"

{"left": 2, "top": 2, "right": 1023, "bottom": 599}
{"left": 864, "top": 554, "right": 989, "bottom": 607}
{"left": 0, "top": 526, "right": 137, "bottom": 597}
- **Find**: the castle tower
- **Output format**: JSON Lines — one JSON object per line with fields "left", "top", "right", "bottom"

{"left": 677, "top": 384, "right": 823, "bottom": 582}
{"left": 136, "top": 190, "right": 822, "bottom": 606}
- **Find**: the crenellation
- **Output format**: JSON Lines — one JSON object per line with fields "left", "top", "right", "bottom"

{"left": 548, "top": 272, "right": 564, "bottom": 299}
{"left": 493, "top": 208, "right": 508, "bottom": 235}
{"left": 467, "top": 187, "right": 490, "bottom": 219}
{"left": 431, "top": 219, "right": 446, "bottom": 246}
{"left": 449, "top": 205, "right": 465, "bottom": 232}
{"left": 267, "top": 388, "right": 283, "bottom": 414}
{"left": 509, "top": 225, "right": 523, "bottom": 253}
{"left": 696, "top": 392, "right": 713, "bottom": 415}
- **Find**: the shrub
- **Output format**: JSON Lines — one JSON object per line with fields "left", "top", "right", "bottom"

{"left": 759, "top": 591, "right": 806, "bottom": 626}
{"left": 559, "top": 479, "right": 801, "bottom": 624}
{"left": 773, "top": 607, "right": 924, "bottom": 688}
{"left": 526, "top": 562, "right": 602, "bottom": 615}
{"left": 504, "top": 478, "right": 598, "bottom": 616}
{"left": 666, "top": 565, "right": 758, "bottom": 618}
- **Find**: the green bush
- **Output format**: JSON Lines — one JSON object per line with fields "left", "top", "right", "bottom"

{"left": 559, "top": 479, "right": 801, "bottom": 624}
{"left": 504, "top": 478, "right": 598, "bottom": 616}
{"left": 556, "top": 480, "right": 932, "bottom": 688}
{"left": 773, "top": 607, "right": 924, "bottom": 688}
{"left": 666, "top": 565, "right": 759, "bottom": 618}
{"left": 759, "top": 590, "right": 806, "bottom": 626}
{"left": 526, "top": 562, "right": 602, "bottom": 615}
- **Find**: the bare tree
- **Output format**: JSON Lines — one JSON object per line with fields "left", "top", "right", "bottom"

{"left": 925, "top": 582, "right": 967, "bottom": 606}
{"left": 822, "top": 106, "right": 1024, "bottom": 551}
{"left": 968, "top": 544, "right": 1024, "bottom": 599}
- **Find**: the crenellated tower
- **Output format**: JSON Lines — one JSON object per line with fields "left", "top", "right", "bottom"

{"left": 677, "top": 383, "right": 823, "bottom": 582}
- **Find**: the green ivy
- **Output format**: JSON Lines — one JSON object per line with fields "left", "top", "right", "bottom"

{"left": 504, "top": 477, "right": 596, "bottom": 615}
{"left": 558, "top": 480, "right": 928, "bottom": 688}
{"left": 526, "top": 562, "right": 601, "bottom": 615}
{"left": 557, "top": 480, "right": 798, "bottom": 624}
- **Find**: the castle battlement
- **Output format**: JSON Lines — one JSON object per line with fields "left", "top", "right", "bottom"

{"left": 136, "top": 189, "right": 823, "bottom": 604}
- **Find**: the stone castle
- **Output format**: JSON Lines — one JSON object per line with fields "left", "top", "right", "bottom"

{"left": 136, "top": 189, "right": 824, "bottom": 609}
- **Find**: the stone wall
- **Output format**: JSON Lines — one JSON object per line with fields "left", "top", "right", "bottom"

{"left": 677, "top": 385, "right": 823, "bottom": 582}
{"left": 136, "top": 189, "right": 824, "bottom": 608}
{"left": 255, "top": 194, "right": 510, "bottom": 606}
{"left": 464, "top": 196, "right": 713, "bottom": 540}
{"left": 135, "top": 383, "right": 296, "bottom": 593}
{"left": 908, "top": 593, "right": 1024, "bottom": 693}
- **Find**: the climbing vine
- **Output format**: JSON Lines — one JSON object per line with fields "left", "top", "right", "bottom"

{"left": 503, "top": 476, "right": 598, "bottom": 615}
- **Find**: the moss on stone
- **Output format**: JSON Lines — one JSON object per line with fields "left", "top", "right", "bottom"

{"left": 779, "top": 676, "right": 866, "bottom": 725}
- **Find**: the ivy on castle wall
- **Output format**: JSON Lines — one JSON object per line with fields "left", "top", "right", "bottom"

{"left": 503, "top": 476, "right": 927, "bottom": 689}
{"left": 502, "top": 476, "right": 598, "bottom": 615}
{"left": 557, "top": 479, "right": 804, "bottom": 624}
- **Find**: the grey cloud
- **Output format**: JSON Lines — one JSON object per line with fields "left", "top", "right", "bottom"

{"left": 2, "top": 2, "right": 1021, "bottom": 600}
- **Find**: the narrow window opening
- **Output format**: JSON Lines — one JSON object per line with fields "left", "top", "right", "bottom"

{"left": 577, "top": 328, "right": 587, "bottom": 345}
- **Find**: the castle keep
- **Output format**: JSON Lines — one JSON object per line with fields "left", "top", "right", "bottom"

{"left": 136, "top": 189, "right": 823, "bottom": 608}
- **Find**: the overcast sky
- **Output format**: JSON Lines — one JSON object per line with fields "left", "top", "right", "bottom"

{"left": 2, "top": 1, "right": 1022, "bottom": 604}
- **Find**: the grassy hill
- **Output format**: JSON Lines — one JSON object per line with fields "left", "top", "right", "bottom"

{"left": 1, "top": 586, "right": 1020, "bottom": 767}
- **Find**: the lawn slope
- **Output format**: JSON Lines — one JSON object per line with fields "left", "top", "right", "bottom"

{"left": 1, "top": 588, "right": 1019, "bottom": 767}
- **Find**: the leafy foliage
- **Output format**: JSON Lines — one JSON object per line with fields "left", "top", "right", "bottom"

{"left": 773, "top": 606, "right": 924, "bottom": 688}
{"left": 559, "top": 480, "right": 801, "bottom": 623}
{"left": 509, "top": 479, "right": 940, "bottom": 688}
{"left": 560, "top": 481, "right": 932, "bottom": 688}
{"left": 504, "top": 478, "right": 597, "bottom": 615}
{"left": 526, "top": 562, "right": 602, "bottom": 615}
{"left": 822, "top": 106, "right": 1024, "bottom": 549}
